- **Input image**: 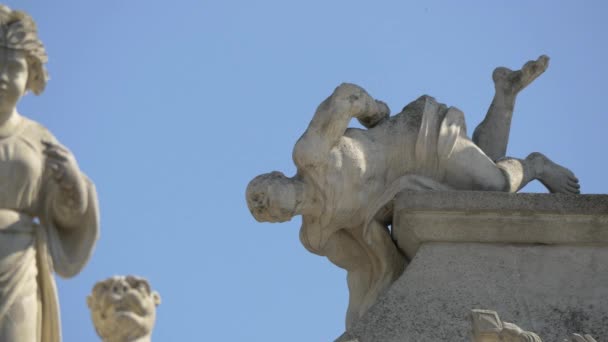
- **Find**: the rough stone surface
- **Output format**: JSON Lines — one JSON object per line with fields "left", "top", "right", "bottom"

{"left": 393, "top": 191, "right": 608, "bottom": 259}
{"left": 346, "top": 243, "right": 608, "bottom": 342}
{"left": 88, "top": 276, "right": 161, "bottom": 342}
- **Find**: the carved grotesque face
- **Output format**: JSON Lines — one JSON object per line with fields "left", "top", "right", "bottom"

{"left": 246, "top": 171, "right": 298, "bottom": 223}
{"left": 87, "top": 276, "right": 161, "bottom": 342}
{"left": 0, "top": 47, "right": 28, "bottom": 113}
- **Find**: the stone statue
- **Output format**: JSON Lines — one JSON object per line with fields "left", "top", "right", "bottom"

{"left": 87, "top": 276, "right": 161, "bottom": 342}
{"left": 246, "top": 56, "right": 580, "bottom": 328}
{"left": 570, "top": 334, "right": 599, "bottom": 342}
{"left": 0, "top": 5, "right": 99, "bottom": 342}
{"left": 472, "top": 309, "right": 543, "bottom": 342}
{"left": 471, "top": 309, "right": 598, "bottom": 342}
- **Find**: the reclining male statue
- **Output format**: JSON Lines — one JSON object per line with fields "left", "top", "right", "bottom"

{"left": 246, "top": 56, "right": 579, "bottom": 329}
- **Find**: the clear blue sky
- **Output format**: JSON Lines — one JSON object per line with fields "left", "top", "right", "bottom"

{"left": 5, "top": 1, "right": 608, "bottom": 341}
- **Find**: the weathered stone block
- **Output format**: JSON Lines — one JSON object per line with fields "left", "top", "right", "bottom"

{"left": 345, "top": 192, "right": 608, "bottom": 342}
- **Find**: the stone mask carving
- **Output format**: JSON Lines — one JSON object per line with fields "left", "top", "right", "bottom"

{"left": 87, "top": 276, "right": 161, "bottom": 342}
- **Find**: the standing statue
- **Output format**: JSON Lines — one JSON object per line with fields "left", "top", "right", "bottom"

{"left": 0, "top": 5, "right": 99, "bottom": 342}
{"left": 88, "top": 276, "right": 161, "bottom": 342}
{"left": 246, "top": 56, "right": 579, "bottom": 328}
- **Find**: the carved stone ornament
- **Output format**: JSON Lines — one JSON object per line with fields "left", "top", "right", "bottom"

{"left": 247, "top": 55, "right": 580, "bottom": 328}
{"left": 87, "top": 276, "right": 161, "bottom": 342}
{"left": 471, "top": 309, "right": 598, "bottom": 342}
{"left": 472, "top": 309, "right": 542, "bottom": 342}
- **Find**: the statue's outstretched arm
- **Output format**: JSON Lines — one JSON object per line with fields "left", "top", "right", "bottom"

{"left": 294, "top": 83, "right": 386, "bottom": 165}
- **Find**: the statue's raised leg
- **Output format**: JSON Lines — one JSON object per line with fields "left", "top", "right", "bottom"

{"left": 444, "top": 128, "right": 579, "bottom": 194}
{"left": 473, "top": 55, "right": 549, "bottom": 161}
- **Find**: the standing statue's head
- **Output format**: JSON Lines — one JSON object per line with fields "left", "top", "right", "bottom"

{"left": 0, "top": 5, "right": 48, "bottom": 111}
{"left": 246, "top": 171, "right": 304, "bottom": 223}
{"left": 87, "top": 275, "right": 161, "bottom": 342}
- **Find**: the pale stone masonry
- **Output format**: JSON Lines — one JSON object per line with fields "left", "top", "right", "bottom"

{"left": 342, "top": 192, "right": 608, "bottom": 342}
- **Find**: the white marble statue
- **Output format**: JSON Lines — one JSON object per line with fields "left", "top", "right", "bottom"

{"left": 0, "top": 5, "right": 100, "bottom": 342}
{"left": 246, "top": 56, "right": 580, "bottom": 328}
{"left": 88, "top": 276, "right": 161, "bottom": 342}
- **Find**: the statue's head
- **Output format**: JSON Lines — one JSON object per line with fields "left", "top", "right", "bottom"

{"left": 246, "top": 171, "right": 301, "bottom": 223}
{"left": 0, "top": 5, "right": 48, "bottom": 110}
{"left": 87, "top": 276, "right": 161, "bottom": 342}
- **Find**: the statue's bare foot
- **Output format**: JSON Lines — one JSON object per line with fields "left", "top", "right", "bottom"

{"left": 493, "top": 55, "right": 550, "bottom": 96}
{"left": 529, "top": 152, "right": 580, "bottom": 194}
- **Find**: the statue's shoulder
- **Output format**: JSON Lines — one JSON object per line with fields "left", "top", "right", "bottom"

{"left": 293, "top": 134, "right": 326, "bottom": 169}
{"left": 19, "top": 116, "right": 57, "bottom": 143}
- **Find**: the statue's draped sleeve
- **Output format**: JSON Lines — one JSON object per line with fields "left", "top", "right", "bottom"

{"left": 36, "top": 175, "right": 99, "bottom": 342}
{"left": 40, "top": 175, "right": 99, "bottom": 278}
{"left": 30, "top": 123, "right": 100, "bottom": 342}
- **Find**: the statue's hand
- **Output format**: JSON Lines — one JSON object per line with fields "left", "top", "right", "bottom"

{"left": 357, "top": 100, "right": 390, "bottom": 129}
{"left": 42, "top": 140, "right": 88, "bottom": 214}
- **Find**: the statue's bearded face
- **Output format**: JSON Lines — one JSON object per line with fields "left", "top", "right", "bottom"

{"left": 87, "top": 276, "right": 161, "bottom": 342}
{"left": 246, "top": 171, "right": 298, "bottom": 223}
{"left": 0, "top": 47, "right": 27, "bottom": 113}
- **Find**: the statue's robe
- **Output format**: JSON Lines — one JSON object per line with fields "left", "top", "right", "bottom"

{"left": 0, "top": 117, "right": 99, "bottom": 342}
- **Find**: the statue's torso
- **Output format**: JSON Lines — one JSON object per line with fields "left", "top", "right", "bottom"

{"left": 0, "top": 117, "right": 50, "bottom": 342}
{"left": 295, "top": 105, "right": 425, "bottom": 254}
{"left": 0, "top": 118, "right": 46, "bottom": 216}
{"left": 295, "top": 95, "right": 456, "bottom": 254}
{"left": 0, "top": 116, "right": 55, "bottom": 219}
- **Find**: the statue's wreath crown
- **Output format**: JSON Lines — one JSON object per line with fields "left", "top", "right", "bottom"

{"left": 0, "top": 5, "right": 48, "bottom": 94}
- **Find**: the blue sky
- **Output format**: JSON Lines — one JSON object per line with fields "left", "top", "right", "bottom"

{"left": 5, "top": 1, "right": 608, "bottom": 341}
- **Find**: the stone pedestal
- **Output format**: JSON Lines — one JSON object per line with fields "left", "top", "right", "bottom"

{"left": 344, "top": 192, "right": 608, "bottom": 342}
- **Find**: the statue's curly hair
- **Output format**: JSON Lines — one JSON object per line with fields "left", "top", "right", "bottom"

{"left": 0, "top": 5, "right": 48, "bottom": 95}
